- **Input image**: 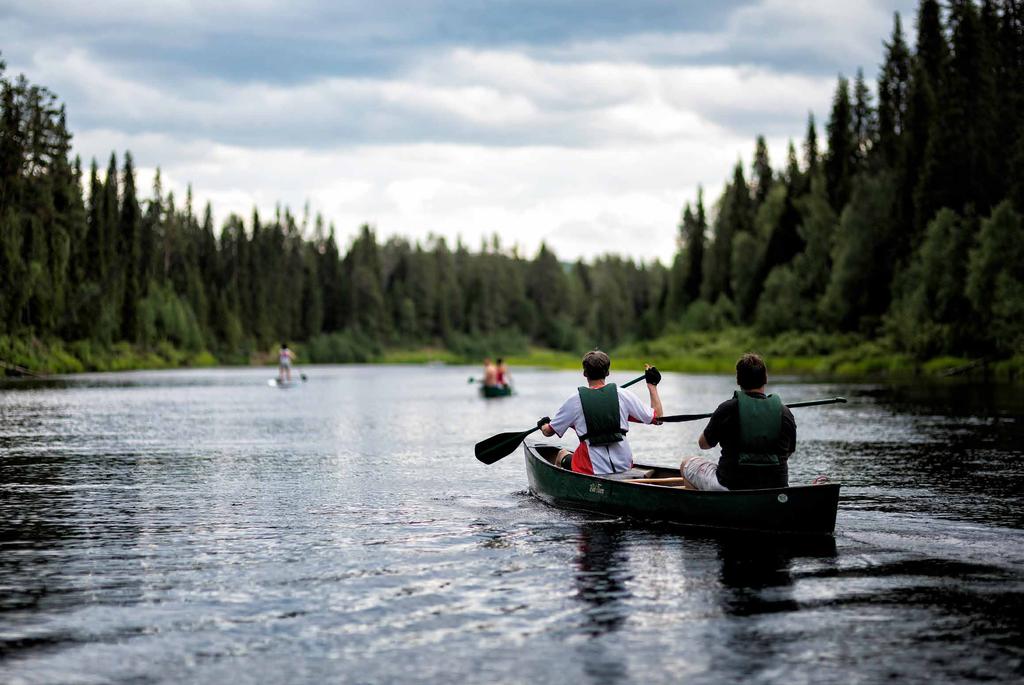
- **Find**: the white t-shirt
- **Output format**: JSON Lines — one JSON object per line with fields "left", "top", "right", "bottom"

{"left": 549, "top": 384, "right": 655, "bottom": 474}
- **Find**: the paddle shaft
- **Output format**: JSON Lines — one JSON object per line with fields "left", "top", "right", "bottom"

{"left": 620, "top": 373, "right": 646, "bottom": 389}
{"left": 657, "top": 396, "right": 847, "bottom": 423}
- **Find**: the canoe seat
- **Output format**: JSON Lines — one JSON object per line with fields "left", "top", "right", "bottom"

{"left": 601, "top": 467, "right": 656, "bottom": 481}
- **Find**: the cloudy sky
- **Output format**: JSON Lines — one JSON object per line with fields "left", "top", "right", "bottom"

{"left": 1, "top": 0, "right": 915, "bottom": 262}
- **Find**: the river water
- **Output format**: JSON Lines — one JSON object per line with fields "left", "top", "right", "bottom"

{"left": 1, "top": 366, "right": 1022, "bottom": 684}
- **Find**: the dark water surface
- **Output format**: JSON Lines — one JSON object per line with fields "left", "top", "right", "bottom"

{"left": 1, "top": 366, "right": 1022, "bottom": 684}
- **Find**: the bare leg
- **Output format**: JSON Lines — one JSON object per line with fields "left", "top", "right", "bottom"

{"left": 556, "top": 448, "right": 572, "bottom": 469}
{"left": 678, "top": 457, "right": 699, "bottom": 490}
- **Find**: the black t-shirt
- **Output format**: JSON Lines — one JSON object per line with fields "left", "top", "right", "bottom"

{"left": 701, "top": 391, "right": 796, "bottom": 489}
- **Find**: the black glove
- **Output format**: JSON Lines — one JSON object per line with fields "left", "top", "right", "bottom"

{"left": 645, "top": 366, "right": 662, "bottom": 386}
{"left": 537, "top": 416, "right": 551, "bottom": 429}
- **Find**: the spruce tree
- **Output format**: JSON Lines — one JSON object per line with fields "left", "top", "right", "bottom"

{"left": 751, "top": 136, "right": 773, "bottom": 207}
{"left": 701, "top": 163, "right": 751, "bottom": 302}
{"left": 909, "top": 0, "right": 946, "bottom": 233}
{"left": 919, "top": 0, "right": 999, "bottom": 220}
{"left": 803, "top": 112, "right": 820, "bottom": 174}
{"left": 101, "top": 153, "right": 119, "bottom": 283}
{"left": 851, "top": 68, "right": 877, "bottom": 171}
{"left": 119, "top": 153, "right": 141, "bottom": 341}
{"left": 86, "top": 159, "right": 104, "bottom": 282}
{"left": 666, "top": 204, "right": 695, "bottom": 318}
{"left": 824, "top": 76, "right": 853, "bottom": 211}
{"left": 878, "top": 13, "right": 912, "bottom": 168}
{"left": 684, "top": 188, "right": 706, "bottom": 304}
{"left": 785, "top": 140, "right": 802, "bottom": 191}
{"left": 997, "top": 1, "right": 1024, "bottom": 212}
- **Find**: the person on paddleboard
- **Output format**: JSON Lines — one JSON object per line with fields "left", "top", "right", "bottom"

{"left": 278, "top": 343, "right": 296, "bottom": 382}
{"left": 681, "top": 353, "right": 796, "bottom": 490}
{"left": 537, "top": 350, "right": 663, "bottom": 475}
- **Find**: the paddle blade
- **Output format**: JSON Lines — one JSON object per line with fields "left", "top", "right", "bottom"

{"left": 475, "top": 427, "right": 536, "bottom": 465}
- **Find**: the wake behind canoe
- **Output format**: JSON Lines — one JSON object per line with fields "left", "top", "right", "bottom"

{"left": 524, "top": 443, "right": 840, "bottom": 535}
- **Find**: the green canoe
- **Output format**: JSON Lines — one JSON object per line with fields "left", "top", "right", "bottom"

{"left": 524, "top": 443, "right": 840, "bottom": 535}
{"left": 481, "top": 384, "right": 513, "bottom": 398}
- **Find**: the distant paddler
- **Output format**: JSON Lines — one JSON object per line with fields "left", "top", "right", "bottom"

{"left": 495, "top": 358, "right": 511, "bottom": 389}
{"left": 278, "top": 343, "right": 297, "bottom": 382}
{"left": 537, "top": 350, "right": 663, "bottom": 475}
{"left": 482, "top": 357, "right": 499, "bottom": 388}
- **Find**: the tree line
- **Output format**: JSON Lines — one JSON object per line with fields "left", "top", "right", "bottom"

{"left": 1, "top": 0, "right": 1022, "bottom": 365}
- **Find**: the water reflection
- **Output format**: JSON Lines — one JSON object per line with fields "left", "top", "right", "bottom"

{"left": 717, "top": 534, "right": 836, "bottom": 596}
{"left": 572, "top": 524, "right": 632, "bottom": 684}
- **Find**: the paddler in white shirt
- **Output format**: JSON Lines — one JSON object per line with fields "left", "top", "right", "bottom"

{"left": 538, "top": 350, "right": 663, "bottom": 475}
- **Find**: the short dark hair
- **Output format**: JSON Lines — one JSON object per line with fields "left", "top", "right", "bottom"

{"left": 582, "top": 350, "right": 611, "bottom": 380}
{"left": 736, "top": 353, "right": 767, "bottom": 389}
{"left": 496, "top": 358, "right": 503, "bottom": 364}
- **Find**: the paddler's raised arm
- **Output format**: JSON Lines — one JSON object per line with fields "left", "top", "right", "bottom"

{"left": 644, "top": 364, "right": 663, "bottom": 420}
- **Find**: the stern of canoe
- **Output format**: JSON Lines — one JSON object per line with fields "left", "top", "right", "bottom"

{"left": 524, "top": 443, "right": 839, "bottom": 535}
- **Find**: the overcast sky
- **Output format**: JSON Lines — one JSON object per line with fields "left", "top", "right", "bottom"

{"left": 1, "top": 0, "right": 916, "bottom": 262}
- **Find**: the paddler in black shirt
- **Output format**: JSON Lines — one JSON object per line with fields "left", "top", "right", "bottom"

{"left": 680, "top": 353, "right": 796, "bottom": 490}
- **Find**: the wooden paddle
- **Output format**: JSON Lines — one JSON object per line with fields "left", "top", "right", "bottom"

{"left": 656, "top": 396, "right": 847, "bottom": 423}
{"left": 474, "top": 372, "right": 648, "bottom": 464}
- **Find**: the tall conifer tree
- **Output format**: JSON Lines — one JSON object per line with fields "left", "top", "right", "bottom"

{"left": 825, "top": 76, "right": 853, "bottom": 211}
{"left": 878, "top": 13, "right": 912, "bottom": 168}
{"left": 851, "top": 68, "right": 877, "bottom": 171}
{"left": 120, "top": 153, "right": 141, "bottom": 340}
{"left": 803, "top": 112, "right": 820, "bottom": 174}
{"left": 751, "top": 136, "right": 773, "bottom": 207}
{"left": 685, "top": 188, "right": 707, "bottom": 304}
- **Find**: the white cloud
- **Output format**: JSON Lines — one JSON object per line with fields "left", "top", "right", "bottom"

{"left": 19, "top": 44, "right": 830, "bottom": 149}
{"left": 77, "top": 127, "right": 796, "bottom": 264}
{"left": 544, "top": 0, "right": 912, "bottom": 69}
{"left": 2, "top": 0, "right": 902, "bottom": 262}
{"left": 728, "top": 0, "right": 898, "bottom": 63}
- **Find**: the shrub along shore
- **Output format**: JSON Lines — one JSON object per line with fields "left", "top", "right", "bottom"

{"left": 4, "top": 331, "right": 1021, "bottom": 382}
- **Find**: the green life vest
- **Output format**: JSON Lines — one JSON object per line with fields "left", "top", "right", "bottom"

{"left": 736, "top": 390, "right": 784, "bottom": 467}
{"left": 578, "top": 384, "right": 625, "bottom": 446}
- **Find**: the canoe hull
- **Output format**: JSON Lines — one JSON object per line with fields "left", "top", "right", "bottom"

{"left": 481, "top": 385, "right": 513, "bottom": 398}
{"left": 525, "top": 443, "right": 839, "bottom": 535}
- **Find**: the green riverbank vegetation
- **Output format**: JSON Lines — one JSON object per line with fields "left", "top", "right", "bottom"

{"left": 2, "top": 1, "right": 1023, "bottom": 380}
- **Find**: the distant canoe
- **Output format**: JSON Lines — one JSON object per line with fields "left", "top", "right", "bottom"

{"left": 525, "top": 443, "right": 840, "bottom": 535}
{"left": 481, "top": 384, "right": 513, "bottom": 398}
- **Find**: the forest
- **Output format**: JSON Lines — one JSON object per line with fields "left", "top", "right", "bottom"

{"left": 1, "top": 0, "right": 1023, "bottom": 375}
